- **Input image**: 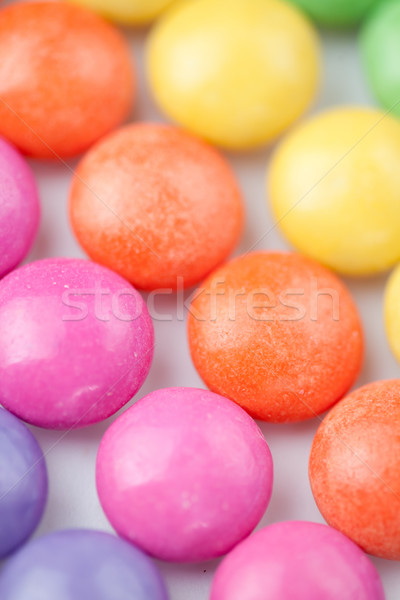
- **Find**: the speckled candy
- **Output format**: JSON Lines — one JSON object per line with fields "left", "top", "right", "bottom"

{"left": 0, "top": 138, "right": 39, "bottom": 278}
{"left": 188, "top": 251, "right": 363, "bottom": 423}
{"left": 0, "top": 2, "right": 134, "bottom": 158}
{"left": 0, "top": 258, "right": 154, "bottom": 429}
{"left": 0, "top": 530, "right": 169, "bottom": 600}
{"left": 96, "top": 387, "right": 273, "bottom": 562}
{"left": 0, "top": 409, "right": 47, "bottom": 558}
{"left": 309, "top": 380, "right": 400, "bottom": 560}
{"left": 210, "top": 521, "right": 385, "bottom": 600}
{"left": 69, "top": 123, "right": 243, "bottom": 290}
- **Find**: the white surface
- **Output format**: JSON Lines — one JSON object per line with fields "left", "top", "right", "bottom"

{"left": 12, "top": 21, "right": 400, "bottom": 600}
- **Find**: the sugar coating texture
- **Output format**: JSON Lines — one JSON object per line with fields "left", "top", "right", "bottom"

{"left": 188, "top": 251, "right": 363, "bottom": 423}
{"left": 0, "top": 2, "right": 134, "bottom": 158}
{"left": 69, "top": 0, "right": 174, "bottom": 24}
{"left": 0, "top": 409, "right": 47, "bottom": 559}
{"left": 210, "top": 521, "right": 385, "bottom": 600}
{"left": 309, "top": 379, "right": 400, "bottom": 560}
{"left": 0, "top": 530, "right": 169, "bottom": 600}
{"left": 0, "top": 258, "right": 154, "bottom": 429}
{"left": 288, "top": 0, "right": 377, "bottom": 27}
{"left": 96, "top": 387, "right": 273, "bottom": 562}
{"left": 147, "top": 0, "right": 319, "bottom": 150}
{"left": 385, "top": 264, "right": 400, "bottom": 364}
{"left": 269, "top": 107, "right": 400, "bottom": 275}
{"left": 361, "top": 0, "right": 400, "bottom": 118}
{"left": 0, "top": 138, "right": 39, "bottom": 277}
{"left": 70, "top": 123, "right": 243, "bottom": 290}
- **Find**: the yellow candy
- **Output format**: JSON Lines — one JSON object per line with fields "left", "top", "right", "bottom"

{"left": 147, "top": 0, "right": 319, "bottom": 150}
{"left": 269, "top": 107, "right": 400, "bottom": 276}
{"left": 69, "top": 0, "right": 174, "bottom": 25}
{"left": 385, "top": 264, "right": 400, "bottom": 364}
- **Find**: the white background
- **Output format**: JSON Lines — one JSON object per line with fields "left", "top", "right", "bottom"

{"left": 9, "top": 14, "right": 400, "bottom": 600}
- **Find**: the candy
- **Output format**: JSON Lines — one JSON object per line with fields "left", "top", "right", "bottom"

{"left": 147, "top": 0, "right": 319, "bottom": 150}
{"left": 0, "top": 530, "right": 169, "bottom": 600}
{"left": 309, "top": 380, "right": 400, "bottom": 560}
{"left": 0, "top": 2, "right": 134, "bottom": 158}
{"left": 0, "top": 409, "right": 47, "bottom": 558}
{"left": 385, "top": 264, "right": 400, "bottom": 363}
{"left": 188, "top": 251, "right": 363, "bottom": 423}
{"left": 210, "top": 521, "right": 385, "bottom": 600}
{"left": 0, "top": 258, "right": 154, "bottom": 429}
{"left": 96, "top": 387, "right": 273, "bottom": 562}
{"left": 69, "top": 123, "right": 243, "bottom": 290}
{"left": 0, "top": 138, "right": 39, "bottom": 278}
{"left": 288, "top": 0, "right": 377, "bottom": 27}
{"left": 269, "top": 107, "right": 400, "bottom": 275}
{"left": 69, "top": 0, "right": 174, "bottom": 24}
{"left": 361, "top": 0, "right": 400, "bottom": 118}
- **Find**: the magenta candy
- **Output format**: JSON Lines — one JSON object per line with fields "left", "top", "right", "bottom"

{"left": 0, "top": 137, "right": 40, "bottom": 278}
{"left": 0, "top": 258, "right": 154, "bottom": 429}
{"left": 210, "top": 521, "right": 385, "bottom": 600}
{"left": 96, "top": 387, "right": 273, "bottom": 562}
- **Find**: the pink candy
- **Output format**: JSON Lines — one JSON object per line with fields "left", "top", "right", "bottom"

{"left": 0, "top": 258, "right": 154, "bottom": 429}
{"left": 0, "top": 137, "right": 39, "bottom": 278}
{"left": 96, "top": 387, "right": 273, "bottom": 562}
{"left": 210, "top": 521, "right": 385, "bottom": 600}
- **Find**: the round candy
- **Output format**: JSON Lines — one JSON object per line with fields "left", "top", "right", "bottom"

{"left": 269, "top": 107, "right": 400, "bottom": 275}
{"left": 188, "top": 251, "right": 363, "bottom": 423}
{"left": 309, "top": 379, "right": 400, "bottom": 560}
{"left": 288, "top": 0, "right": 377, "bottom": 27}
{"left": 385, "top": 263, "right": 400, "bottom": 363}
{"left": 0, "top": 258, "right": 154, "bottom": 429}
{"left": 69, "top": 123, "right": 243, "bottom": 290}
{"left": 147, "top": 0, "right": 319, "bottom": 150}
{"left": 69, "top": 0, "right": 174, "bottom": 24}
{"left": 0, "top": 138, "right": 39, "bottom": 278}
{"left": 0, "top": 530, "right": 168, "bottom": 600}
{"left": 361, "top": 0, "right": 400, "bottom": 118}
{"left": 0, "top": 2, "right": 134, "bottom": 158}
{"left": 0, "top": 409, "right": 47, "bottom": 558}
{"left": 96, "top": 387, "right": 273, "bottom": 562}
{"left": 210, "top": 521, "right": 385, "bottom": 600}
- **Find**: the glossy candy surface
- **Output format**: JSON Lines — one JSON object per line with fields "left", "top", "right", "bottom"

{"left": 289, "top": 0, "right": 377, "bottom": 27}
{"left": 147, "top": 0, "right": 319, "bottom": 149}
{"left": 70, "top": 123, "right": 243, "bottom": 290}
{"left": 385, "top": 264, "right": 400, "bottom": 363}
{"left": 96, "top": 387, "right": 273, "bottom": 562}
{"left": 0, "top": 1, "right": 134, "bottom": 158}
{"left": 0, "top": 138, "right": 39, "bottom": 278}
{"left": 0, "top": 530, "right": 169, "bottom": 600}
{"left": 0, "top": 409, "right": 47, "bottom": 558}
{"left": 188, "top": 251, "right": 363, "bottom": 423}
{"left": 210, "top": 521, "right": 385, "bottom": 600}
{"left": 69, "top": 0, "right": 174, "bottom": 24}
{"left": 269, "top": 107, "right": 400, "bottom": 275}
{"left": 309, "top": 380, "right": 400, "bottom": 560}
{"left": 0, "top": 258, "right": 154, "bottom": 429}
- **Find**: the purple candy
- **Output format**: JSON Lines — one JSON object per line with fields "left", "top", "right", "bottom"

{"left": 0, "top": 530, "right": 169, "bottom": 600}
{"left": 0, "top": 408, "right": 47, "bottom": 558}
{"left": 0, "top": 137, "right": 40, "bottom": 278}
{"left": 210, "top": 521, "right": 385, "bottom": 600}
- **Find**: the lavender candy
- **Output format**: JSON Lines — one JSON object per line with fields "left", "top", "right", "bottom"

{"left": 0, "top": 529, "right": 169, "bottom": 600}
{"left": 0, "top": 408, "right": 47, "bottom": 557}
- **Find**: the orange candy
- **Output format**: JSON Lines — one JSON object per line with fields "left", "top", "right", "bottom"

{"left": 0, "top": 1, "right": 134, "bottom": 158}
{"left": 69, "top": 123, "right": 244, "bottom": 290}
{"left": 309, "top": 379, "right": 400, "bottom": 560}
{"left": 188, "top": 251, "right": 363, "bottom": 423}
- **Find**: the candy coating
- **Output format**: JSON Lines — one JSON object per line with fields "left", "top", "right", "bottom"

{"left": 309, "top": 379, "right": 400, "bottom": 560}
{"left": 0, "top": 2, "right": 134, "bottom": 158}
{"left": 96, "top": 387, "right": 273, "bottom": 562}
{"left": 289, "top": 0, "right": 377, "bottom": 27}
{"left": 0, "top": 138, "right": 39, "bottom": 278}
{"left": 69, "top": 0, "right": 174, "bottom": 24}
{"left": 210, "top": 521, "right": 385, "bottom": 600}
{"left": 0, "top": 258, "right": 154, "bottom": 429}
{"left": 188, "top": 251, "right": 363, "bottom": 423}
{"left": 269, "top": 107, "right": 400, "bottom": 275}
{"left": 385, "top": 264, "right": 400, "bottom": 363}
